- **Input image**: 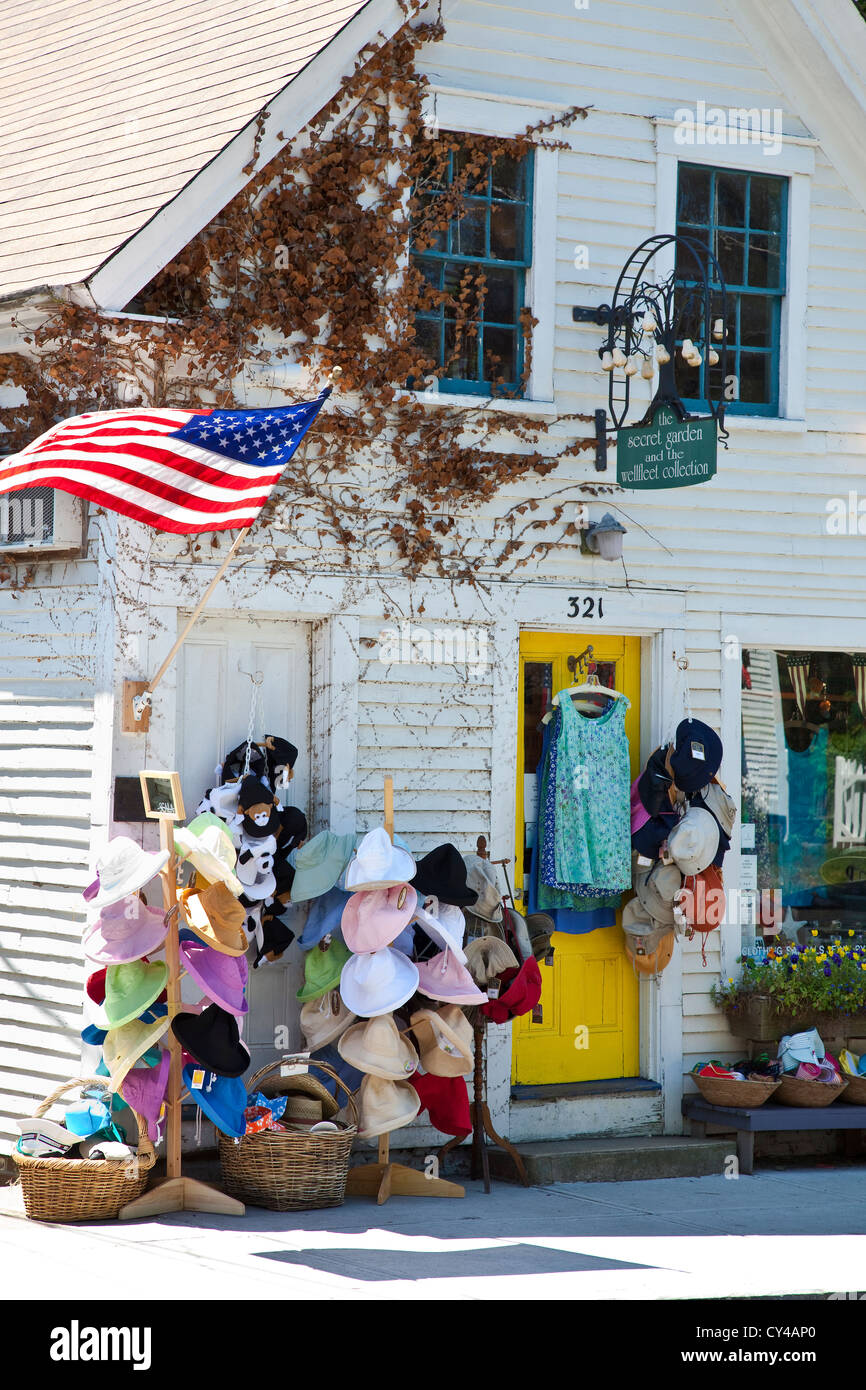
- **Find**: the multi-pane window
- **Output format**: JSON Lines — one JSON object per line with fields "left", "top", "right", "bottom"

{"left": 411, "top": 138, "right": 534, "bottom": 395}
{"left": 675, "top": 165, "right": 788, "bottom": 415}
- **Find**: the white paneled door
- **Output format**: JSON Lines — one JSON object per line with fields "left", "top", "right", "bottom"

{"left": 176, "top": 615, "right": 311, "bottom": 1079}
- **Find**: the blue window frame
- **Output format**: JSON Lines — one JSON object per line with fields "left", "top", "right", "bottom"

{"left": 411, "top": 139, "right": 534, "bottom": 396}
{"left": 675, "top": 164, "right": 788, "bottom": 416}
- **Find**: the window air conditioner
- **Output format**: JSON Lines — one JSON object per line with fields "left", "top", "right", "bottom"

{"left": 0, "top": 486, "right": 84, "bottom": 554}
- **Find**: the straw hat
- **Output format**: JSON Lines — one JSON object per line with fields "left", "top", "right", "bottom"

{"left": 104, "top": 959, "right": 169, "bottom": 1029}
{"left": 356, "top": 1074, "right": 420, "bottom": 1138}
{"left": 300, "top": 990, "right": 356, "bottom": 1050}
{"left": 341, "top": 884, "right": 418, "bottom": 953}
{"left": 464, "top": 936, "right": 519, "bottom": 986}
{"left": 175, "top": 815, "right": 244, "bottom": 898}
{"left": 345, "top": 827, "right": 416, "bottom": 892}
{"left": 103, "top": 1015, "right": 170, "bottom": 1091}
{"left": 337, "top": 1013, "right": 418, "bottom": 1080}
{"left": 409, "top": 1006, "right": 473, "bottom": 1077}
{"left": 180, "top": 882, "right": 248, "bottom": 957}
{"left": 411, "top": 895, "right": 467, "bottom": 963}
{"left": 90, "top": 836, "right": 169, "bottom": 909}
{"left": 339, "top": 946, "right": 419, "bottom": 1017}
{"left": 258, "top": 1071, "right": 339, "bottom": 1120}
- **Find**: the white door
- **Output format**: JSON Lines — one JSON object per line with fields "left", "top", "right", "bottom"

{"left": 176, "top": 615, "right": 311, "bottom": 1082}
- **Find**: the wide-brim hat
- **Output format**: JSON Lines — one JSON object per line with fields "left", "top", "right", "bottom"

{"left": 103, "top": 1016, "right": 170, "bottom": 1091}
{"left": 257, "top": 1071, "right": 340, "bottom": 1120}
{"left": 668, "top": 807, "right": 720, "bottom": 877}
{"left": 16, "top": 1116, "right": 78, "bottom": 1156}
{"left": 300, "top": 990, "right": 356, "bottom": 1050}
{"left": 633, "top": 860, "right": 684, "bottom": 927}
{"left": 411, "top": 844, "right": 478, "bottom": 908}
{"left": 297, "top": 885, "right": 351, "bottom": 950}
{"left": 409, "top": 1006, "right": 473, "bottom": 1077}
{"left": 83, "top": 899, "right": 168, "bottom": 965}
{"left": 693, "top": 780, "right": 736, "bottom": 837}
{"left": 670, "top": 719, "right": 723, "bottom": 792}
{"left": 297, "top": 936, "right": 352, "bottom": 1002}
{"left": 416, "top": 947, "right": 485, "bottom": 1005}
{"left": 180, "top": 882, "right": 248, "bottom": 956}
{"left": 175, "top": 816, "right": 244, "bottom": 898}
{"left": 180, "top": 936, "right": 248, "bottom": 1016}
{"left": 356, "top": 1073, "right": 420, "bottom": 1139}
{"left": 339, "top": 946, "right": 419, "bottom": 1017}
{"left": 290, "top": 830, "right": 356, "bottom": 903}
{"left": 462, "top": 855, "right": 503, "bottom": 923}
{"left": 409, "top": 1070, "right": 471, "bottom": 1137}
{"left": 172, "top": 1002, "right": 250, "bottom": 1077}
{"left": 308, "top": 1043, "right": 364, "bottom": 1103}
{"left": 464, "top": 935, "right": 520, "bottom": 986}
{"left": 342, "top": 884, "right": 418, "bottom": 953}
{"left": 337, "top": 1013, "right": 418, "bottom": 1080}
{"left": 90, "top": 836, "right": 169, "bottom": 909}
{"left": 120, "top": 1048, "right": 171, "bottom": 1127}
{"left": 525, "top": 913, "right": 554, "bottom": 961}
{"left": 412, "top": 895, "right": 467, "bottom": 963}
{"left": 345, "top": 826, "right": 416, "bottom": 892}
{"left": 104, "top": 959, "right": 169, "bottom": 1029}
{"left": 182, "top": 1065, "right": 247, "bottom": 1138}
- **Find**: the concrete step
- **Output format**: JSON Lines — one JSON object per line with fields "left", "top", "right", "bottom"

{"left": 489, "top": 1134, "right": 731, "bottom": 1185}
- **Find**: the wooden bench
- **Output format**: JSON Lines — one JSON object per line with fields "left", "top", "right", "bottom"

{"left": 681, "top": 1096, "right": 866, "bottom": 1175}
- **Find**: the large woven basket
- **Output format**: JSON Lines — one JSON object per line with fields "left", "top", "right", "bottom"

{"left": 691, "top": 1073, "right": 781, "bottom": 1108}
{"left": 11, "top": 1077, "right": 155, "bottom": 1223}
{"left": 218, "top": 1058, "right": 358, "bottom": 1211}
{"left": 838, "top": 1072, "right": 866, "bottom": 1104}
{"left": 776, "top": 1074, "right": 848, "bottom": 1108}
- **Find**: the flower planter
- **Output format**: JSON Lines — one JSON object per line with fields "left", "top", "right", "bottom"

{"left": 725, "top": 997, "right": 859, "bottom": 1044}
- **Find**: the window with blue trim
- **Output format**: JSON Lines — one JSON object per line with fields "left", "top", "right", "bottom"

{"left": 410, "top": 137, "right": 534, "bottom": 396}
{"left": 675, "top": 165, "right": 788, "bottom": 416}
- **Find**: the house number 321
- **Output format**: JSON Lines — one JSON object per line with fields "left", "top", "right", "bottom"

{"left": 567, "top": 595, "right": 604, "bottom": 618}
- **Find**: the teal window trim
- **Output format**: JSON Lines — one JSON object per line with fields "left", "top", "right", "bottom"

{"left": 675, "top": 163, "right": 788, "bottom": 417}
{"left": 411, "top": 144, "right": 535, "bottom": 397}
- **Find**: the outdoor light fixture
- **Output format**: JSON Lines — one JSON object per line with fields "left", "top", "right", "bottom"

{"left": 584, "top": 512, "right": 627, "bottom": 562}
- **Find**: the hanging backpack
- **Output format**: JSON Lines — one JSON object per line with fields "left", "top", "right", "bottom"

{"left": 680, "top": 864, "right": 725, "bottom": 965}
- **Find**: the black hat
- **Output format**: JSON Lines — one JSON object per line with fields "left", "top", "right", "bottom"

{"left": 637, "top": 745, "right": 673, "bottom": 819}
{"left": 172, "top": 1002, "right": 250, "bottom": 1077}
{"left": 669, "top": 719, "right": 723, "bottom": 793}
{"left": 631, "top": 812, "right": 677, "bottom": 860}
{"left": 277, "top": 805, "right": 307, "bottom": 854}
{"left": 411, "top": 843, "right": 478, "bottom": 908}
{"left": 253, "top": 911, "right": 295, "bottom": 969}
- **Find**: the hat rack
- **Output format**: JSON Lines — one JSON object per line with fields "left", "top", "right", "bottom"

{"left": 118, "top": 811, "right": 245, "bottom": 1219}
{"left": 344, "top": 776, "right": 465, "bottom": 1205}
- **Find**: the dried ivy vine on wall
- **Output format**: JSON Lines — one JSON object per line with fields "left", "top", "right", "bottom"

{"left": 0, "top": 15, "right": 616, "bottom": 580}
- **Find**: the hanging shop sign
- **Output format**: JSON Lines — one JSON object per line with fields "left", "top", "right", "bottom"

{"left": 616, "top": 405, "right": 717, "bottom": 490}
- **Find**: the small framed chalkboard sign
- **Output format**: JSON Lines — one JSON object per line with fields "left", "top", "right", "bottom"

{"left": 139, "top": 770, "right": 185, "bottom": 822}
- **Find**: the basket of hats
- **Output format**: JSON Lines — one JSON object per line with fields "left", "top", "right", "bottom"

{"left": 838, "top": 1050, "right": 866, "bottom": 1104}
{"left": 218, "top": 1057, "right": 358, "bottom": 1211}
{"left": 12, "top": 1077, "right": 155, "bottom": 1223}
{"left": 691, "top": 1070, "right": 782, "bottom": 1109}
{"left": 777, "top": 1070, "right": 848, "bottom": 1107}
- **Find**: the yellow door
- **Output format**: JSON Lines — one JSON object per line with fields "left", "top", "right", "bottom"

{"left": 513, "top": 632, "right": 641, "bottom": 1085}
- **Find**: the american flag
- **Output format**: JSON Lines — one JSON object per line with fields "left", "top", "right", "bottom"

{"left": 0, "top": 389, "right": 330, "bottom": 534}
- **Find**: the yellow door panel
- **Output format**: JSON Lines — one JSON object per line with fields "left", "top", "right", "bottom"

{"left": 513, "top": 631, "right": 641, "bottom": 1086}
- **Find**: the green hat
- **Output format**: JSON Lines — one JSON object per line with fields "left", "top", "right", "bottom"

{"left": 296, "top": 936, "right": 352, "bottom": 1001}
{"left": 104, "top": 959, "right": 168, "bottom": 1029}
{"left": 290, "top": 831, "right": 356, "bottom": 903}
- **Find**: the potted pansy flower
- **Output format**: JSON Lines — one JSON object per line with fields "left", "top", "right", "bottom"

{"left": 711, "top": 935, "right": 866, "bottom": 1044}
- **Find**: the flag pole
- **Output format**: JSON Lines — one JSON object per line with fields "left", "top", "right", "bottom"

{"left": 131, "top": 369, "right": 340, "bottom": 722}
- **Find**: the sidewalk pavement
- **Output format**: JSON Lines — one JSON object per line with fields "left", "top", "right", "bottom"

{"left": 2, "top": 1167, "right": 865, "bottom": 1301}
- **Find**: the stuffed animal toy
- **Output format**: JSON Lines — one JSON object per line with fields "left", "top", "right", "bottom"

{"left": 264, "top": 735, "right": 298, "bottom": 791}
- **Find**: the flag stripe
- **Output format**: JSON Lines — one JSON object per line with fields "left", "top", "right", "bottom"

{"left": 13, "top": 475, "right": 260, "bottom": 534}
{"left": 0, "top": 462, "right": 277, "bottom": 516}
{"left": 13, "top": 437, "right": 286, "bottom": 488}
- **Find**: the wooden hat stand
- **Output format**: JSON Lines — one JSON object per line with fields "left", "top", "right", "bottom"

{"left": 119, "top": 780, "right": 244, "bottom": 1219}
{"left": 344, "top": 777, "right": 465, "bottom": 1206}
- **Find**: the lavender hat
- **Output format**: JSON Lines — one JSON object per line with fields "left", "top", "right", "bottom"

{"left": 180, "top": 936, "right": 249, "bottom": 1016}
{"left": 416, "top": 947, "right": 486, "bottom": 1005}
{"left": 120, "top": 1049, "right": 171, "bottom": 1128}
{"left": 83, "top": 899, "right": 168, "bottom": 964}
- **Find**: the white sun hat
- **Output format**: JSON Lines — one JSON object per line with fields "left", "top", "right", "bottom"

{"left": 356, "top": 1074, "right": 420, "bottom": 1139}
{"left": 339, "top": 946, "right": 419, "bottom": 1018}
{"left": 412, "top": 895, "right": 467, "bottom": 964}
{"left": 90, "top": 837, "right": 169, "bottom": 909}
{"left": 345, "top": 827, "right": 416, "bottom": 892}
{"left": 174, "top": 816, "right": 244, "bottom": 898}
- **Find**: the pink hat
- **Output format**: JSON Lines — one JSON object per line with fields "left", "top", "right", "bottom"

{"left": 341, "top": 885, "right": 418, "bottom": 954}
{"left": 83, "top": 899, "right": 168, "bottom": 964}
{"left": 180, "top": 936, "right": 249, "bottom": 1016}
{"left": 416, "top": 947, "right": 486, "bottom": 1005}
{"left": 120, "top": 1048, "right": 171, "bottom": 1127}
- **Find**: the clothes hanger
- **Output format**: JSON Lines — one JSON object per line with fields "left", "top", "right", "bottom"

{"left": 541, "top": 663, "right": 630, "bottom": 725}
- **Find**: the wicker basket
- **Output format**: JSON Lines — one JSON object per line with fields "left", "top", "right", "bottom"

{"left": 691, "top": 1073, "right": 781, "bottom": 1108}
{"left": 838, "top": 1072, "right": 866, "bottom": 1105}
{"left": 776, "top": 1074, "right": 848, "bottom": 1108}
{"left": 218, "top": 1058, "right": 358, "bottom": 1211}
{"left": 11, "top": 1077, "right": 155, "bottom": 1223}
